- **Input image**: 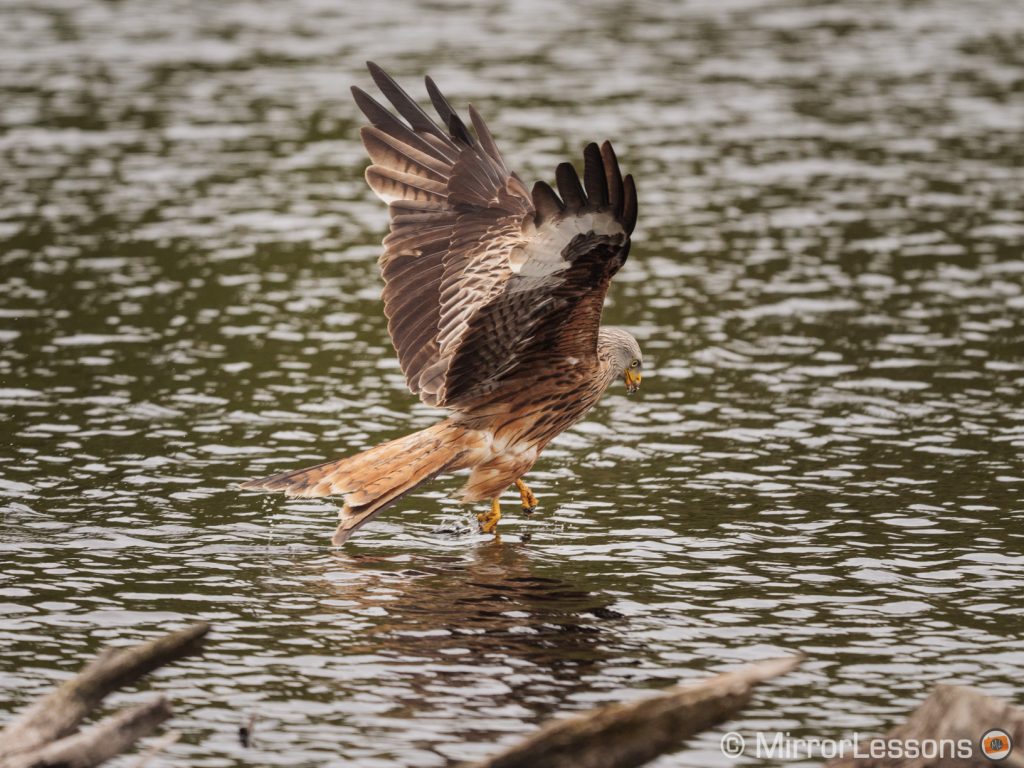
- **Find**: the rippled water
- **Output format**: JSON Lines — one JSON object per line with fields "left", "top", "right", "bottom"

{"left": 2, "top": 0, "right": 1023, "bottom": 765}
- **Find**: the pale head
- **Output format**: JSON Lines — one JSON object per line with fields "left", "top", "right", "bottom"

{"left": 597, "top": 327, "right": 643, "bottom": 394}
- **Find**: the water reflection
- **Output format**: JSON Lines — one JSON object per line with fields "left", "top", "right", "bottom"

{"left": 313, "top": 543, "right": 618, "bottom": 666}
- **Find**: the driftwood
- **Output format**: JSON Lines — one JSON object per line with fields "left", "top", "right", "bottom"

{"left": 0, "top": 622, "right": 209, "bottom": 768}
{"left": 4, "top": 621, "right": 1020, "bottom": 768}
{"left": 828, "top": 684, "right": 1024, "bottom": 768}
{"left": 474, "top": 661, "right": 1024, "bottom": 768}
{"left": 470, "top": 655, "right": 803, "bottom": 768}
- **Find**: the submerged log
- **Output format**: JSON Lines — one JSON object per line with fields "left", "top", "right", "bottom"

{"left": 471, "top": 655, "right": 803, "bottom": 768}
{"left": 827, "top": 684, "right": 1024, "bottom": 768}
{"left": 0, "top": 622, "right": 209, "bottom": 768}
{"left": 2, "top": 700, "right": 172, "bottom": 768}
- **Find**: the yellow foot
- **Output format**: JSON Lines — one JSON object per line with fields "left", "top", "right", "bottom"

{"left": 477, "top": 498, "right": 502, "bottom": 533}
{"left": 515, "top": 478, "right": 538, "bottom": 514}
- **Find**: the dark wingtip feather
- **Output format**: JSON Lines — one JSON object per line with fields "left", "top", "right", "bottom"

{"left": 351, "top": 85, "right": 384, "bottom": 123}
{"left": 532, "top": 180, "right": 565, "bottom": 223}
{"left": 582, "top": 142, "right": 608, "bottom": 208}
{"left": 555, "top": 162, "right": 586, "bottom": 210}
{"left": 352, "top": 84, "right": 455, "bottom": 164}
{"left": 352, "top": 84, "right": 408, "bottom": 133}
{"left": 365, "top": 60, "right": 389, "bottom": 84}
{"left": 365, "top": 62, "right": 397, "bottom": 102}
{"left": 367, "top": 63, "right": 446, "bottom": 138}
{"left": 622, "top": 174, "right": 638, "bottom": 234}
{"left": 424, "top": 76, "right": 475, "bottom": 146}
{"left": 600, "top": 141, "right": 624, "bottom": 217}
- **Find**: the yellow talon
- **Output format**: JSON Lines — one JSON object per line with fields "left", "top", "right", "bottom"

{"left": 477, "top": 498, "right": 502, "bottom": 533}
{"left": 515, "top": 479, "right": 538, "bottom": 513}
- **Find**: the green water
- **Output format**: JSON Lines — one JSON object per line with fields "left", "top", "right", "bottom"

{"left": 1, "top": 1, "right": 1022, "bottom": 765}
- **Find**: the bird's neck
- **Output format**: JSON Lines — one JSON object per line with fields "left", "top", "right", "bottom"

{"left": 595, "top": 346, "right": 621, "bottom": 393}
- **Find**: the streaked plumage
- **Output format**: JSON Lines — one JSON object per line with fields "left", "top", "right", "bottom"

{"left": 241, "top": 63, "right": 642, "bottom": 545}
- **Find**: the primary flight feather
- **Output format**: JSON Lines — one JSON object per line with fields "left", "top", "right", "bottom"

{"left": 241, "top": 62, "right": 642, "bottom": 545}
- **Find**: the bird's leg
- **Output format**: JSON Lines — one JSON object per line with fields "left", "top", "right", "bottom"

{"left": 477, "top": 497, "right": 502, "bottom": 533}
{"left": 514, "top": 478, "right": 538, "bottom": 514}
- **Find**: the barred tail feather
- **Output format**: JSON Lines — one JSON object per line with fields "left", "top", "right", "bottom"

{"left": 240, "top": 422, "right": 469, "bottom": 545}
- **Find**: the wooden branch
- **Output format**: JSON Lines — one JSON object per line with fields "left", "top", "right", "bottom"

{"left": 2, "top": 699, "right": 172, "bottom": 768}
{"left": 0, "top": 622, "right": 209, "bottom": 764}
{"left": 827, "top": 684, "right": 1024, "bottom": 768}
{"left": 471, "top": 655, "right": 803, "bottom": 768}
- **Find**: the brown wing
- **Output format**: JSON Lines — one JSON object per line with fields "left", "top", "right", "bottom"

{"left": 354, "top": 62, "right": 532, "bottom": 406}
{"left": 354, "top": 63, "right": 637, "bottom": 408}
{"left": 442, "top": 143, "right": 637, "bottom": 404}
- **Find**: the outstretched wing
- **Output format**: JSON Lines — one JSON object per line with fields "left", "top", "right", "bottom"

{"left": 354, "top": 63, "right": 637, "bottom": 407}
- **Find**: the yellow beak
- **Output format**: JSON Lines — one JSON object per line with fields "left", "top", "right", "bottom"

{"left": 624, "top": 368, "right": 642, "bottom": 395}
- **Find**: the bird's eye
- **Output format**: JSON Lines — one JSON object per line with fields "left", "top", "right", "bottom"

{"left": 631, "top": 360, "right": 640, "bottom": 368}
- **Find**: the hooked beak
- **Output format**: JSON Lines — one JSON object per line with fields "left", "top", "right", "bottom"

{"left": 624, "top": 368, "right": 642, "bottom": 395}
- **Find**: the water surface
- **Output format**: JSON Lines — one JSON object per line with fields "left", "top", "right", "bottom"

{"left": 1, "top": 0, "right": 1023, "bottom": 765}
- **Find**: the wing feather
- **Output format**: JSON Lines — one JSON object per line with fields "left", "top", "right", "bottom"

{"left": 367, "top": 62, "right": 449, "bottom": 142}
{"left": 555, "top": 162, "right": 586, "bottom": 210}
{"left": 354, "top": 63, "right": 637, "bottom": 407}
{"left": 468, "top": 104, "right": 510, "bottom": 174}
{"left": 583, "top": 142, "right": 609, "bottom": 208}
{"left": 425, "top": 76, "right": 476, "bottom": 147}
{"left": 351, "top": 86, "right": 451, "bottom": 164}
{"left": 365, "top": 165, "right": 447, "bottom": 204}
{"left": 383, "top": 221, "right": 454, "bottom": 255}
{"left": 360, "top": 126, "right": 450, "bottom": 181}
{"left": 622, "top": 174, "right": 638, "bottom": 235}
{"left": 601, "top": 141, "right": 624, "bottom": 217}
{"left": 448, "top": 151, "right": 503, "bottom": 207}
{"left": 531, "top": 181, "right": 565, "bottom": 222}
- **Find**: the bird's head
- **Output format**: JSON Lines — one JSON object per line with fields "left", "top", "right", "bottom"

{"left": 598, "top": 327, "right": 643, "bottom": 395}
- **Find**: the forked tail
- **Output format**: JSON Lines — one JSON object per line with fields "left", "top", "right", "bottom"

{"left": 240, "top": 421, "right": 469, "bottom": 545}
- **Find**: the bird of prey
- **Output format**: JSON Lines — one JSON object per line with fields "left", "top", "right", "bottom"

{"left": 241, "top": 62, "right": 642, "bottom": 545}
